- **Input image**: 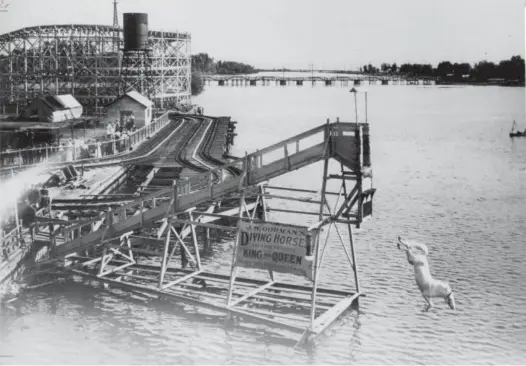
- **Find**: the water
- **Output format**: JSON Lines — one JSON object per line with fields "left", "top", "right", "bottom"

{"left": 1, "top": 82, "right": 525, "bottom": 364}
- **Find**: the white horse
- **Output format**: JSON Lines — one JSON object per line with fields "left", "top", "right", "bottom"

{"left": 397, "top": 236, "right": 455, "bottom": 311}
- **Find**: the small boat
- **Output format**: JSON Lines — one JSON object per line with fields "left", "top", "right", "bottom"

{"left": 510, "top": 120, "right": 526, "bottom": 138}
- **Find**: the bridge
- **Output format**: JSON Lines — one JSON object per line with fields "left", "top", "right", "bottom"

{"left": 203, "top": 74, "right": 436, "bottom": 86}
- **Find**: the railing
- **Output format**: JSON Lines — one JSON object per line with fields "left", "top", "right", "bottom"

{"left": 0, "top": 226, "right": 25, "bottom": 265}
{"left": 1, "top": 121, "right": 362, "bottom": 261}
{"left": 0, "top": 111, "right": 173, "bottom": 170}
{"left": 50, "top": 122, "right": 337, "bottom": 257}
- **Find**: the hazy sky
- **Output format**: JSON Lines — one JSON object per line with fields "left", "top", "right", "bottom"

{"left": 0, "top": 0, "right": 524, "bottom": 69}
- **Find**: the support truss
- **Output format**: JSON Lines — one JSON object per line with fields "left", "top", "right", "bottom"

{"left": 0, "top": 25, "right": 191, "bottom": 114}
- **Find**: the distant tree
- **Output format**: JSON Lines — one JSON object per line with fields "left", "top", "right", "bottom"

{"left": 435, "top": 61, "right": 454, "bottom": 77}
{"left": 371, "top": 56, "right": 523, "bottom": 84}
{"left": 494, "top": 55, "right": 525, "bottom": 81}
{"left": 191, "top": 53, "right": 216, "bottom": 73}
{"left": 471, "top": 60, "right": 496, "bottom": 81}
{"left": 191, "top": 72, "right": 204, "bottom": 96}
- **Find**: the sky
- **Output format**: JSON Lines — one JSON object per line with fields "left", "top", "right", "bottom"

{"left": 0, "top": 0, "right": 524, "bottom": 69}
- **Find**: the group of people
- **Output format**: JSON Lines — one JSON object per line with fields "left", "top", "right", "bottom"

{"left": 105, "top": 117, "right": 137, "bottom": 154}
{"left": 0, "top": 119, "right": 141, "bottom": 167}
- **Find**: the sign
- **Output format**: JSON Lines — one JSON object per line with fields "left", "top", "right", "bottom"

{"left": 235, "top": 221, "right": 314, "bottom": 281}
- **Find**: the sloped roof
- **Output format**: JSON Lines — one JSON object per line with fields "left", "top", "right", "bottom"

{"left": 124, "top": 90, "right": 153, "bottom": 107}
{"left": 54, "top": 94, "right": 82, "bottom": 109}
{"left": 39, "top": 94, "right": 81, "bottom": 111}
{"left": 106, "top": 90, "right": 153, "bottom": 109}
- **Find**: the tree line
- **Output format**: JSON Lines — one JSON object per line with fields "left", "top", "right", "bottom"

{"left": 191, "top": 53, "right": 257, "bottom": 95}
{"left": 360, "top": 55, "right": 524, "bottom": 84}
{"left": 191, "top": 53, "right": 256, "bottom": 74}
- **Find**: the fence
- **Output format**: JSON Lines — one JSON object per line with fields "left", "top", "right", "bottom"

{"left": 0, "top": 111, "right": 172, "bottom": 169}
{"left": 0, "top": 226, "right": 25, "bottom": 265}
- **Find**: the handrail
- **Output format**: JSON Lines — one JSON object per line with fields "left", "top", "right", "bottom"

{"left": 3, "top": 120, "right": 366, "bottom": 261}
{"left": 52, "top": 122, "right": 336, "bottom": 241}
{"left": 0, "top": 111, "right": 173, "bottom": 170}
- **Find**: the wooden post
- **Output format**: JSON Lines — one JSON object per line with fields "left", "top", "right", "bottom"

{"left": 340, "top": 162, "right": 361, "bottom": 296}
{"left": 284, "top": 145, "right": 289, "bottom": 170}
{"left": 204, "top": 227, "right": 210, "bottom": 252}
{"left": 354, "top": 91, "right": 358, "bottom": 123}
{"left": 226, "top": 154, "right": 249, "bottom": 306}
{"left": 158, "top": 219, "right": 172, "bottom": 288}
{"left": 365, "top": 92, "right": 369, "bottom": 123}
{"left": 208, "top": 171, "right": 213, "bottom": 198}
{"left": 310, "top": 121, "right": 331, "bottom": 328}
{"left": 140, "top": 192, "right": 144, "bottom": 226}
{"left": 172, "top": 180, "right": 179, "bottom": 214}
{"left": 11, "top": 170, "right": 21, "bottom": 242}
{"left": 259, "top": 184, "right": 268, "bottom": 221}
{"left": 189, "top": 211, "right": 201, "bottom": 270}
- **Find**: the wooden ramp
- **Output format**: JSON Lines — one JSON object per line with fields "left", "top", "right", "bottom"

{"left": 49, "top": 121, "right": 367, "bottom": 259}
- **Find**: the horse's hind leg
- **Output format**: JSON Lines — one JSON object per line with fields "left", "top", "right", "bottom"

{"left": 423, "top": 295, "right": 433, "bottom": 311}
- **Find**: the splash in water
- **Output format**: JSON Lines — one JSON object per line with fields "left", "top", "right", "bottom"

{"left": 0, "top": 163, "right": 51, "bottom": 226}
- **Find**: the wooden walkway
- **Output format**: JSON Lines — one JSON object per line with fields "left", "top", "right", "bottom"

{"left": 49, "top": 121, "right": 361, "bottom": 259}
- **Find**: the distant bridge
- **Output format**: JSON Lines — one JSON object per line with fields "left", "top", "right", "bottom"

{"left": 203, "top": 74, "right": 436, "bottom": 86}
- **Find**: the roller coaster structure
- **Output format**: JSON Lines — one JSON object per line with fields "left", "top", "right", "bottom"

{"left": 0, "top": 24, "right": 191, "bottom": 114}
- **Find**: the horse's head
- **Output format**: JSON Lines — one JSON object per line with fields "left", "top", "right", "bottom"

{"left": 397, "top": 237, "right": 429, "bottom": 265}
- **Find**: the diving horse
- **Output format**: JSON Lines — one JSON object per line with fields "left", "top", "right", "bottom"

{"left": 397, "top": 237, "right": 456, "bottom": 311}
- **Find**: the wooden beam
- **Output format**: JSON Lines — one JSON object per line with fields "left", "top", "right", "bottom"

{"left": 228, "top": 281, "right": 276, "bottom": 308}
{"left": 266, "top": 185, "right": 342, "bottom": 196}
{"left": 267, "top": 207, "right": 332, "bottom": 217}
{"left": 311, "top": 293, "right": 360, "bottom": 335}
{"left": 230, "top": 306, "right": 310, "bottom": 325}
{"left": 264, "top": 194, "right": 323, "bottom": 205}
{"left": 162, "top": 270, "right": 204, "bottom": 290}
{"left": 169, "top": 219, "right": 237, "bottom": 232}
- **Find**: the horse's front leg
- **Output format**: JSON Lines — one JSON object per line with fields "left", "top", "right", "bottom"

{"left": 423, "top": 295, "right": 433, "bottom": 311}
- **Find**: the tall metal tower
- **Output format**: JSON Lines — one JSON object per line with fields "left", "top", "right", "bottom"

{"left": 112, "top": 0, "right": 119, "bottom": 51}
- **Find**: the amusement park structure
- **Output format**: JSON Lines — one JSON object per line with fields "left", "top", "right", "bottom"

{"left": 0, "top": 21, "right": 191, "bottom": 115}
{"left": 1, "top": 112, "right": 376, "bottom": 347}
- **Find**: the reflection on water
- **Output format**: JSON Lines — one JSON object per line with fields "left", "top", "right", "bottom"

{"left": 1, "top": 83, "right": 525, "bottom": 364}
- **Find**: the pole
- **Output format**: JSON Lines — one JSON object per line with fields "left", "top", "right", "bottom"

{"left": 310, "top": 119, "right": 331, "bottom": 328}
{"left": 354, "top": 92, "right": 358, "bottom": 123}
{"left": 365, "top": 92, "right": 369, "bottom": 123}
{"left": 11, "top": 169, "right": 21, "bottom": 243}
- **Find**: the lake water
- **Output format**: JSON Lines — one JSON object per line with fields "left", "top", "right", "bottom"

{"left": 1, "top": 80, "right": 525, "bottom": 364}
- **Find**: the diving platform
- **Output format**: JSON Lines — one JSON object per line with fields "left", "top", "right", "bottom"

{"left": 26, "top": 115, "right": 376, "bottom": 347}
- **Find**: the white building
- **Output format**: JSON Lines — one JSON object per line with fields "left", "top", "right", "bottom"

{"left": 24, "top": 94, "right": 83, "bottom": 123}
{"left": 104, "top": 90, "right": 153, "bottom": 129}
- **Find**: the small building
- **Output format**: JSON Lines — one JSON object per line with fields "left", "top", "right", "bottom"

{"left": 24, "top": 94, "right": 83, "bottom": 123}
{"left": 104, "top": 90, "right": 153, "bottom": 129}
